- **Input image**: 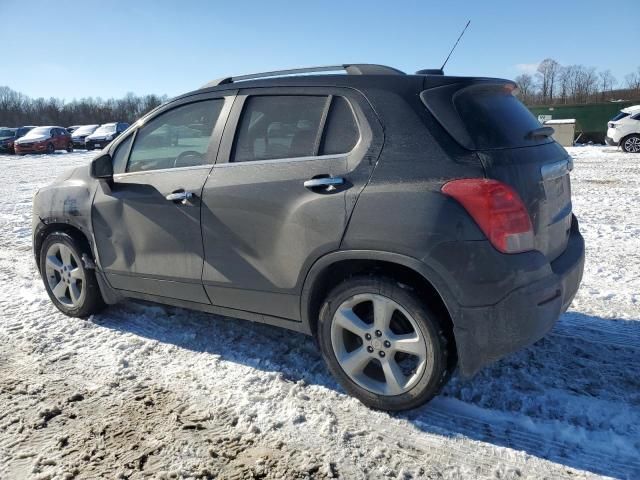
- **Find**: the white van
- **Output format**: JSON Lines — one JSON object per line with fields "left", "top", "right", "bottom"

{"left": 606, "top": 105, "right": 640, "bottom": 153}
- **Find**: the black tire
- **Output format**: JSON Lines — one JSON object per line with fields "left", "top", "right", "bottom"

{"left": 46, "top": 143, "right": 55, "bottom": 154}
{"left": 621, "top": 134, "right": 640, "bottom": 153}
{"left": 317, "top": 276, "right": 450, "bottom": 411}
{"left": 86, "top": 144, "right": 94, "bottom": 151}
{"left": 39, "top": 232, "right": 106, "bottom": 318}
{"left": 66, "top": 142, "right": 73, "bottom": 153}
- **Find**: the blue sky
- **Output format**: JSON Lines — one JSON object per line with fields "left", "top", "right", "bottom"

{"left": 2, "top": 0, "right": 637, "bottom": 101}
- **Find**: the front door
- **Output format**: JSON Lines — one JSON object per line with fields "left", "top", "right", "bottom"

{"left": 200, "top": 88, "right": 383, "bottom": 320}
{"left": 92, "top": 93, "right": 234, "bottom": 303}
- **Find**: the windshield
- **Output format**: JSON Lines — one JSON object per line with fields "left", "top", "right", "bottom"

{"left": 24, "top": 127, "right": 51, "bottom": 137}
{"left": 94, "top": 124, "right": 116, "bottom": 134}
{"left": 0, "top": 128, "right": 16, "bottom": 138}
{"left": 74, "top": 125, "right": 99, "bottom": 135}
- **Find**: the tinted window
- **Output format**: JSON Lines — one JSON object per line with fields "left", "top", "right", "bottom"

{"left": 112, "top": 134, "right": 134, "bottom": 173}
{"left": 127, "top": 99, "right": 223, "bottom": 173}
{"left": 631, "top": 113, "right": 640, "bottom": 120}
{"left": 321, "top": 96, "right": 359, "bottom": 155}
{"left": 232, "top": 96, "right": 327, "bottom": 162}
{"left": 452, "top": 84, "right": 552, "bottom": 150}
{"left": 611, "top": 112, "right": 630, "bottom": 121}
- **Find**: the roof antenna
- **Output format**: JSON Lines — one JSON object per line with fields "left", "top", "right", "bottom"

{"left": 440, "top": 20, "right": 471, "bottom": 72}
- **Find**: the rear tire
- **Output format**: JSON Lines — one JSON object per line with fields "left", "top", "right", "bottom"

{"left": 317, "top": 276, "right": 450, "bottom": 411}
{"left": 621, "top": 134, "right": 640, "bottom": 153}
{"left": 66, "top": 142, "right": 73, "bottom": 152}
{"left": 86, "top": 144, "right": 94, "bottom": 151}
{"left": 39, "top": 232, "right": 105, "bottom": 318}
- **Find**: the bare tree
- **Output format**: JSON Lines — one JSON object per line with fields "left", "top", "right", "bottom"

{"left": 599, "top": 70, "right": 617, "bottom": 101}
{"left": 537, "top": 58, "right": 560, "bottom": 102}
{"left": 515, "top": 73, "right": 536, "bottom": 104}
{"left": 0, "top": 86, "right": 167, "bottom": 126}
{"left": 625, "top": 68, "right": 640, "bottom": 92}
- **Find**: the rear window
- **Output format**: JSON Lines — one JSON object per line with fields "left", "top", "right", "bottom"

{"left": 421, "top": 83, "right": 552, "bottom": 150}
{"left": 611, "top": 112, "right": 630, "bottom": 121}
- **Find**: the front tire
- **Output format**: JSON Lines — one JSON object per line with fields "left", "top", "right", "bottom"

{"left": 46, "top": 143, "right": 55, "bottom": 154}
{"left": 39, "top": 232, "right": 105, "bottom": 317}
{"left": 621, "top": 135, "right": 640, "bottom": 153}
{"left": 317, "top": 276, "right": 450, "bottom": 411}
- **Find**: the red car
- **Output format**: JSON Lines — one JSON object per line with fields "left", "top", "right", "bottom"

{"left": 14, "top": 126, "right": 73, "bottom": 154}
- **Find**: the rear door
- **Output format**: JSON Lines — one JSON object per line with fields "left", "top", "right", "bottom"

{"left": 200, "top": 87, "right": 383, "bottom": 320}
{"left": 92, "top": 92, "right": 235, "bottom": 302}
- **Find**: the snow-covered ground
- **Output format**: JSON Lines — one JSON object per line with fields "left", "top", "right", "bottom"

{"left": 0, "top": 146, "right": 638, "bottom": 479}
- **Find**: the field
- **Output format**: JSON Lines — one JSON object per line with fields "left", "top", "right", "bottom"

{"left": 0, "top": 146, "right": 638, "bottom": 479}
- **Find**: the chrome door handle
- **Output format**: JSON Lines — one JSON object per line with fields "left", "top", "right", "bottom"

{"left": 165, "top": 190, "right": 194, "bottom": 203}
{"left": 303, "top": 177, "right": 345, "bottom": 189}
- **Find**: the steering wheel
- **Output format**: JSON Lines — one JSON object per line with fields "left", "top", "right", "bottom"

{"left": 174, "top": 150, "right": 204, "bottom": 168}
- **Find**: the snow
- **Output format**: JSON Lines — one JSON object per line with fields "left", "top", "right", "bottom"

{"left": 544, "top": 119, "right": 576, "bottom": 125}
{"left": 0, "top": 146, "right": 639, "bottom": 479}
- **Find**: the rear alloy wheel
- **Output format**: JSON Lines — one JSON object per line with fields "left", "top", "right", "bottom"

{"left": 40, "top": 232, "right": 105, "bottom": 317}
{"left": 46, "top": 143, "right": 55, "bottom": 154}
{"left": 318, "top": 276, "right": 450, "bottom": 411}
{"left": 66, "top": 142, "right": 73, "bottom": 153}
{"left": 621, "top": 135, "right": 640, "bottom": 153}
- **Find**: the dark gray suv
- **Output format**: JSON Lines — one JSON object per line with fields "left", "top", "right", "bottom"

{"left": 32, "top": 64, "right": 584, "bottom": 411}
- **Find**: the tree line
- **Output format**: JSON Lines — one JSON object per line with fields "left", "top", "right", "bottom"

{"left": 0, "top": 86, "right": 168, "bottom": 127}
{"left": 516, "top": 59, "right": 640, "bottom": 106}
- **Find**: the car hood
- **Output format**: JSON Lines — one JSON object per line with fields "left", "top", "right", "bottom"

{"left": 86, "top": 133, "right": 112, "bottom": 140}
{"left": 0, "top": 136, "right": 15, "bottom": 141}
{"left": 16, "top": 136, "right": 49, "bottom": 144}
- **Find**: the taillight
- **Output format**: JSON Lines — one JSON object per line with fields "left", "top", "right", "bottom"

{"left": 442, "top": 178, "right": 534, "bottom": 254}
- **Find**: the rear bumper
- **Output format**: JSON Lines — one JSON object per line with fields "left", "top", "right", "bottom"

{"left": 450, "top": 216, "right": 585, "bottom": 378}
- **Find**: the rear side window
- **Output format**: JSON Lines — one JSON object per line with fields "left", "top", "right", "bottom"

{"left": 320, "top": 96, "right": 359, "bottom": 155}
{"left": 231, "top": 95, "right": 360, "bottom": 163}
{"left": 232, "top": 96, "right": 327, "bottom": 162}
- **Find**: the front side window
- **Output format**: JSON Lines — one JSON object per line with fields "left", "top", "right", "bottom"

{"left": 126, "top": 99, "right": 224, "bottom": 173}
{"left": 232, "top": 96, "right": 327, "bottom": 163}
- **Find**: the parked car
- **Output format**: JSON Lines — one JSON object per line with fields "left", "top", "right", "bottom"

{"left": 85, "top": 122, "right": 129, "bottom": 150}
{"left": 67, "top": 125, "right": 82, "bottom": 134}
{"left": 71, "top": 124, "right": 99, "bottom": 149}
{"left": 605, "top": 105, "right": 640, "bottom": 153}
{"left": 32, "top": 64, "right": 584, "bottom": 411}
{"left": 0, "top": 128, "right": 18, "bottom": 153}
{"left": 15, "top": 126, "right": 73, "bottom": 154}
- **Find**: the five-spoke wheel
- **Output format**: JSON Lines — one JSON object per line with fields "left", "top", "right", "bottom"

{"left": 331, "top": 293, "right": 429, "bottom": 396}
{"left": 318, "top": 276, "right": 450, "bottom": 411}
{"left": 39, "top": 232, "right": 105, "bottom": 317}
{"left": 44, "top": 242, "right": 85, "bottom": 308}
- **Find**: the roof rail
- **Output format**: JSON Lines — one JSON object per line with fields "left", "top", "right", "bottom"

{"left": 200, "top": 64, "right": 405, "bottom": 89}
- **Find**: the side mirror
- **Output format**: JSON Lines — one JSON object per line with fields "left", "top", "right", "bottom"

{"left": 90, "top": 153, "right": 114, "bottom": 180}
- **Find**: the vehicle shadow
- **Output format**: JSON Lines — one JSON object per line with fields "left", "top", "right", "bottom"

{"left": 91, "top": 304, "right": 640, "bottom": 478}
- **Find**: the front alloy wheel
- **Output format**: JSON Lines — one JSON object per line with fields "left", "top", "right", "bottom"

{"left": 44, "top": 242, "right": 86, "bottom": 308}
{"left": 40, "top": 232, "right": 105, "bottom": 317}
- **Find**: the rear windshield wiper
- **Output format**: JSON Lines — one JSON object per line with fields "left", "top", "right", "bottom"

{"left": 526, "top": 126, "right": 555, "bottom": 140}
